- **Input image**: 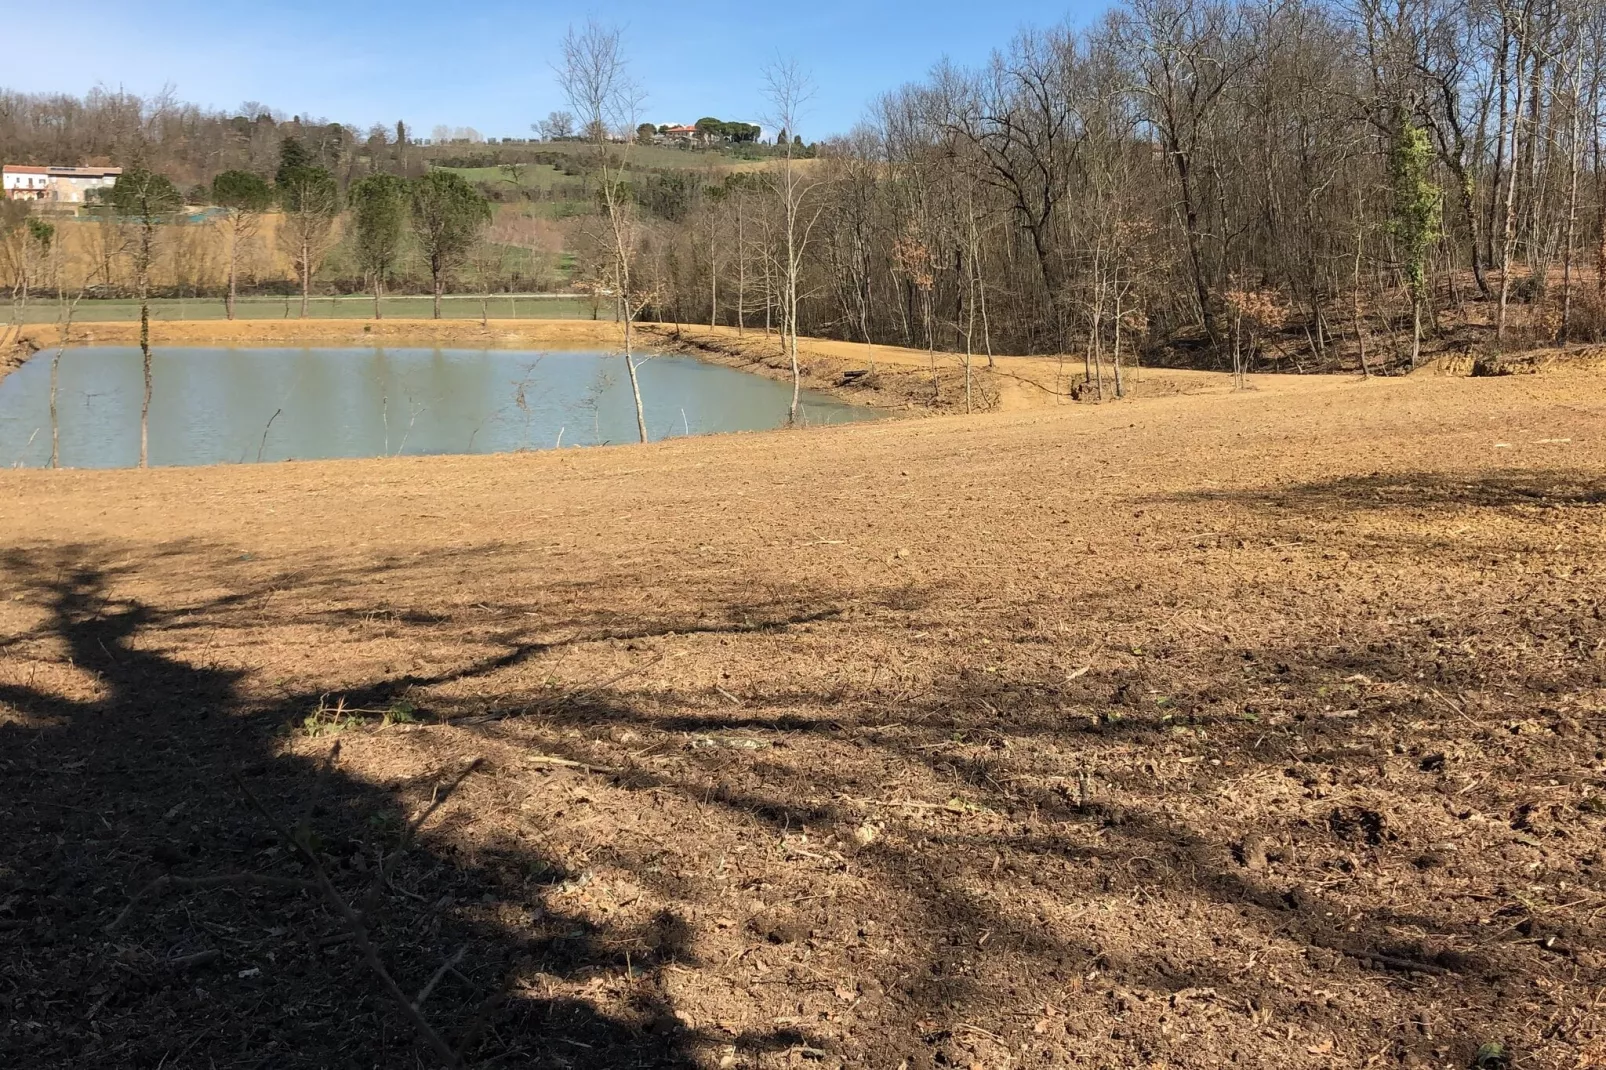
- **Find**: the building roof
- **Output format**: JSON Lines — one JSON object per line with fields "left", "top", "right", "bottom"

{"left": 2, "top": 165, "right": 123, "bottom": 176}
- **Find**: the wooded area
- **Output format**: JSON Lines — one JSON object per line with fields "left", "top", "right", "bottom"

{"left": 626, "top": 0, "right": 1606, "bottom": 375}
{"left": 4, "top": 0, "right": 1605, "bottom": 374}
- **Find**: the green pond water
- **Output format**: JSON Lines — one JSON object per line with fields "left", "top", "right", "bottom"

{"left": 0, "top": 346, "right": 879, "bottom": 469}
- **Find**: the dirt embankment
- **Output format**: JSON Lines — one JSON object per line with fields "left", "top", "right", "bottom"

{"left": 15, "top": 316, "right": 630, "bottom": 355}
{"left": 0, "top": 323, "right": 41, "bottom": 379}
{"left": 2, "top": 372, "right": 1605, "bottom": 1068}
{"left": 9, "top": 316, "right": 1603, "bottom": 412}
{"left": 7, "top": 317, "right": 1247, "bottom": 412}
{"left": 643, "top": 323, "right": 1266, "bottom": 413}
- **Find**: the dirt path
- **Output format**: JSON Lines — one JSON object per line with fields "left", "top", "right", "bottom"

{"left": 2, "top": 371, "right": 1604, "bottom": 1068}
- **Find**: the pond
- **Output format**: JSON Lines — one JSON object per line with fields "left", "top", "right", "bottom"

{"left": 0, "top": 346, "right": 880, "bottom": 469}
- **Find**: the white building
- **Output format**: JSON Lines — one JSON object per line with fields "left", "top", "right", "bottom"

{"left": 2, "top": 164, "right": 122, "bottom": 203}
{"left": 2, "top": 165, "right": 49, "bottom": 200}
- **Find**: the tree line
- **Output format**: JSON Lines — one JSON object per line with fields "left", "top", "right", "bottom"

{"left": 0, "top": 90, "right": 413, "bottom": 193}
{"left": 606, "top": 0, "right": 1606, "bottom": 388}
{"left": 8, "top": 0, "right": 1606, "bottom": 391}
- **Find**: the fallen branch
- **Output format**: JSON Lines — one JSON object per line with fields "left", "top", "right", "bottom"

{"left": 524, "top": 753, "right": 621, "bottom": 775}
{"left": 414, "top": 945, "right": 468, "bottom": 1011}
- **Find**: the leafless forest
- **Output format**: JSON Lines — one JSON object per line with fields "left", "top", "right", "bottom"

{"left": 4, "top": 0, "right": 1606, "bottom": 372}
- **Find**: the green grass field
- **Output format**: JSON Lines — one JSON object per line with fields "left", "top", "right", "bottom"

{"left": 16, "top": 294, "right": 602, "bottom": 324}
{"left": 440, "top": 163, "right": 576, "bottom": 192}
{"left": 436, "top": 142, "right": 776, "bottom": 180}
{"left": 567, "top": 142, "right": 773, "bottom": 171}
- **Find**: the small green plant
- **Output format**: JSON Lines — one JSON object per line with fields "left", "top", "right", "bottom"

{"left": 381, "top": 699, "right": 419, "bottom": 727}
{"left": 1473, "top": 1041, "right": 1508, "bottom": 1070}
{"left": 303, "top": 696, "right": 361, "bottom": 737}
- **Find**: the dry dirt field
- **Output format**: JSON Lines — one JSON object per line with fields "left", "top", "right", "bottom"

{"left": 1, "top": 365, "right": 1604, "bottom": 1069}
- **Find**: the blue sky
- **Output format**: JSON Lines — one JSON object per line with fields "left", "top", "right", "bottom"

{"left": 5, "top": 0, "right": 1099, "bottom": 140}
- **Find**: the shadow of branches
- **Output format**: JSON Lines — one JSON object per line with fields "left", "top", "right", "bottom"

{"left": 1, "top": 525, "right": 1602, "bottom": 1068}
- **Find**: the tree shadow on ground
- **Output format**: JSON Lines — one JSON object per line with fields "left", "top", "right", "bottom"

{"left": 1, "top": 531, "right": 1601, "bottom": 1068}
{"left": 1154, "top": 468, "right": 1605, "bottom": 512}
{"left": 0, "top": 544, "right": 844, "bottom": 1069}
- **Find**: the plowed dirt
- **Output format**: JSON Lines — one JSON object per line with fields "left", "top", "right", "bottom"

{"left": 1, "top": 367, "right": 1604, "bottom": 1069}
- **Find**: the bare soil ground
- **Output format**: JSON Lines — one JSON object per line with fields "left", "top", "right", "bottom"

{"left": 2, "top": 368, "right": 1604, "bottom": 1069}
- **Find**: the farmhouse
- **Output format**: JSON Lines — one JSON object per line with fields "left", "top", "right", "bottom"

{"left": 2, "top": 164, "right": 122, "bottom": 203}
{"left": 1, "top": 165, "right": 48, "bottom": 200}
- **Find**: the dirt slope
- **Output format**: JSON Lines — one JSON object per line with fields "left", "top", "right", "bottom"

{"left": 1, "top": 371, "right": 1604, "bottom": 1068}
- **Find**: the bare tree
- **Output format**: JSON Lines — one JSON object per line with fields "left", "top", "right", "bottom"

{"left": 107, "top": 167, "right": 182, "bottom": 469}
{"left": 535, "top": 110, "right": 576, "bottom": 141}
{"left": 558, "top": 20, "right": 652, "bottom": 443}
{"left": 763, "top": 58, "right": 826, "bottom": 425}
{"left": 1121, "top": 0, "right": 1251, "bottom": 347}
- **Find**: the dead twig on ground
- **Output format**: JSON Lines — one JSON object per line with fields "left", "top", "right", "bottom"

{"left": 107, "top": 872, "right": 316, "bottom": 933}
{"left": 524, "top": 753, "right": 622, "bottom": 774}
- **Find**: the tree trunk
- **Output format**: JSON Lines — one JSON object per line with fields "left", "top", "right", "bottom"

{"left": 978, "top": 256, "right": 994, "bottom": 369}
{"left": 1560, "top": 38, "right": 1584, "bottom": 341}
{"left": 139, "top": 223, "right": 153, "bottom": 469}
{"left": 140, "top": 299, "right": 152, "bottom": 468}
{"left": 1112, "top": 281, "right": 1125, "bottom": 400}
{"left": 623, "top": 313, "right": 647, "bottom": 444}
{"left": 1174, "top": 149, "right": 1218, "bottom": 345}
{"left": 736, "top": 199, "right": 747, "bottom": 337}
{"left": 1496, "top": 37, "right": 1528, "bottom": 340}
{"left": 925, "top": 289, "right": 937, "bottom": 402}
{"left": 1410, "top": 299, "right": 1422, "bottom": 369}
{"left": 225, "top": 216, "right": 238, "bottom": 321}
{"left": 432, "top": 270, "right": 443, "bottom": 320}
{"left": 374, "top": 274, "right": 383, "bottom": 320}
{"left": 788, "top": 298, "right": 801, "bottom": 426}
{"left": 299, "top": 236, "right": 311, "bottom": 319}
{"left": 50, "top": 348, "right": 60, "bottom": 468}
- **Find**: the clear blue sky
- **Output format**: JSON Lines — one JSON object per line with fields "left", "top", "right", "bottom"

{"left": 6, "top": 0, "right": 1101, "bottom": 141}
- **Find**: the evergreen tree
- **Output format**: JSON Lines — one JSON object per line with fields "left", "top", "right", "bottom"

{"left": 210, "top": 170, "right": 273, "bottom": 319}
{"left": 409, "top": 170, "right": 492, "bottom": 318}
{"left": 275, "top": 137, "right": 311, "bottom": 186}
{"left": 349, "top": 173, "right": 411, "bottom": 319}
{"left": 277, "top": 163, "right": 339, "bottom": 317}
{"left": 106, "top": 168, "right": 182, "bottom": 467}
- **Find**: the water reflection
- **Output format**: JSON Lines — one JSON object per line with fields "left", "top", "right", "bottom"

{"left": 0, "top": 347, "right": 878, "bottom": 468}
